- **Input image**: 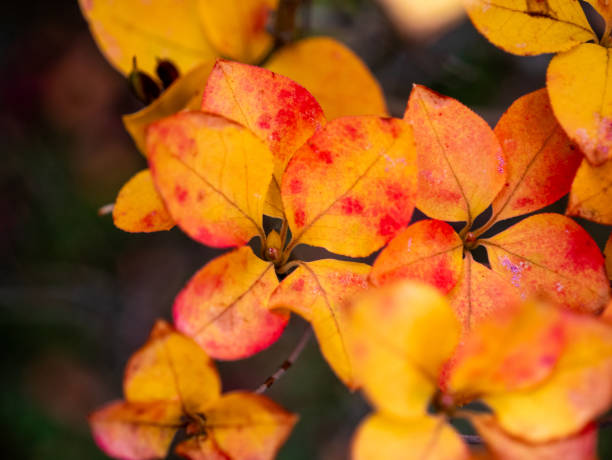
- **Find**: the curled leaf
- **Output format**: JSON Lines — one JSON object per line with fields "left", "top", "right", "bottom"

{"left": 567, "top": 158, "right": 612, "bottom": 224}
{"left": 173, "top": 246, "right": 287, "bottom": 360}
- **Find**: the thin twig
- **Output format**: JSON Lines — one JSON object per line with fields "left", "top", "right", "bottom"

{"left": 98, "top": 203, "right": 115, "bottom": 216}
{"left": 255, "top": 327, "right": 313, "bottom": 394}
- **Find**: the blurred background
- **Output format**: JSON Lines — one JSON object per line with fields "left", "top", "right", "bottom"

{"left": 1, "top": 0, "right": 610, "bottom": 458}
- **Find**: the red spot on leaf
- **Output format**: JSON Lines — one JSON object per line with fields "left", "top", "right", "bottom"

{"left": 294, "top": 209, "right": 306, "bottom": 227}
{"left": 380, "top": 117, "right": 401, "bottom": 138}
{"left": 431, "top": 258, "right": 457, "bottom": 292}
{"left": 344, "top": 124, "right": 362, "bottom": 142}
{"left": 378, "top": 214, "right": 403, "bottom": 237}
{"left": 318, "top": 150, "right": 333, "bottom": 164}
{"left": 341, "top": 196, "right": 364, "bottom": 215}
{"left": 385, "top": 183, "right": 407, "bottom": 201}
{"left": 292, "top": 278, "right": 305, "bottom": 292}
{"left": 174, "top": 185, "right": 188, "bottom": 203}
{"left": 515, "top": 196, "right": 534, "bottom": 208}
{"left": 289, "top": 178, "right": 303, "bottom": 194}
{"left": 141, "top": 211, "right": 157, "bottom": 229}
{"left": 257, "top": 113, "right": 272, "bottom": 130}
{"left": 275, "top": 108, "right": 296, "bottom": 127}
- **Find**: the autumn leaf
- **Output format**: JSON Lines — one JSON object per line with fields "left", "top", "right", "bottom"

{"left": 490, "top": 88, "right": 582, "bottom": 223}
{"left": 268, "top": 259, "right": 370, "bottom": 388}
{"left": 567, "top": 158, "right": 612, "bottom": 224}
{"left": 282, "top": 116, "right": 417, "bottom": 257}
{"left": 405, "top": 84, "right": 505, "bottom": 224}
{"left": 112, "top": 169, "right": 174, "bottom": 233}
{"left": 585, "top": 0, "right": 612, "bottom": 26}
{"left": 173, "top": 246, "right": 287, "bottom": 360}
{"left": 483, "top": 213, "right": 610, "bottom": 313}
{"left": 147, "top": 111, "right": 273, "bottom": 247}
{"left": 463, "top": 0, "right": 596, "bottom": 56}
{"left": 197, "top": 0, "right": 277, "bottom": 63}
{"left": 370, "top": 219, "right": 463, "bottom": 293}
{"left": 78, "top": 0, "right": 217, "bottom": 75}
{"left": 471, "top": 414, "right": 598, "bottom": 460}
{"left": 606, "top": 233, "right": 612, "bottom": 280}
{"left": 352, "top": 414, "right": 469, "bottom": 460}
{"left": 265, "top": 37, "right": 388, "bottom": 120}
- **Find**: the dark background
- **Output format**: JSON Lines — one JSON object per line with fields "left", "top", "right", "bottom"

{"left": 1, "top": 1, "right": 610, "bottom": 459}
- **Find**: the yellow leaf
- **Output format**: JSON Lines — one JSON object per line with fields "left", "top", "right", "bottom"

{"left": 265, "top": 37, "right": 388, "bottom": 120}
{"left": 464, "top": 0, "right": 595, "bottom": 56}
{"left": 123, "top": 61, "right": 215, "bottom": 154}
{"left": 377, "top": 0, "right": 465, "bottom": 38}
{"left": 491, "top": 88, "right": 582, "bottom": 223}
{"left": 173, "top": 247, "right": 287, "bottom": 360}
{"left": 268, "top": 259, "right": 370, "bottom": 388}
{"left": 346, "top": 282, "right": 460, "bottom": 419}
{"left": 89, "top": 400, "right": 183, "bottom": 460}
{"left": 567, "top": 158, "right": 612, "bottom": 224}
{"left": 123, "top": 320, "right": 221, "bottom": 413}
{"left": 483, "top": 213, "right": 610, "bottom": 314}
{"left": 282, "top": 116, "right": 417, "bottom": 257}
{"left": 147, "top": 111, "right": 273, "bottom": 247}
{"left": 405, "top": 85, "right": 505, "bottom": 224}
{"left": 485, "top": 313, "right": 612, "bottom": 442}
{"left": 78, "top": 0, "right": 217, "bottom": 75}
{"left": 113, "top": 169, "right": 174, "bottom": 233}
{"left": 548, "top": 43, "right": 612, "bottom": 165}
{"left": 175, "top": 391, "right": 297, "bottom": 460}
{"left": 197, "top": 0, "right": 277, "bottom": 63}
{"left": 352, "top": 414, "right": 469, "bottom": 460}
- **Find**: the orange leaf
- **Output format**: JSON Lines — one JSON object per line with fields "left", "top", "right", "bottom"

{"left": 606, "top": 233, "right": 612, "bottom": 280}
{"left": 464, "top": 0, "right": 595, "bottom": 56}
{"left": 265, "top": 37, "right": 388, "bottom": 120}
{"left": 346, "top": 282, "right": 460, "bottom": 418}
{"left": 585, "top": 1, "right": 612, "bottom": 27}
{"left": 485, "top": 312, "right": 612, "bottom": 442}
{"left": 483, "top": 213, "right": 610, "bottom": 313}
{"left": 282, "top": 116, "right": 417, "bottom": 257}
{"left": 173, "top": 246, "right": 287, "bottom": 360}
{"left": 491, "top": 88, "right": 582, "bottom": 222}
{"left": 444, "top": 299, "right": 565, "bottom": 402}
{"left": 197, "top": 1, "right": 277, "bottom": 63}
{"left": 89, "top": 400, "right": 182, "bottom": 460}
{"left": 471, "top": 414, "right": 598, "bottom": 460}
{"left": 113, "top": 169, "right": 174, "bottom": 233}
{"left": 123, "top": 61, "right": 215, "bottom": 154}
{"left": 405, "top": 85, "right": 505, "bottom": 224}
{"left": 547, "top": 43, "right": 612, "bottom": 165}
{"left": 268, "top": 259, "right": 370, "bottom": 388}
{"left": 351, "top": 414, "right": 469, "bottom": 460}
{"left": 123, "top": 320, "right": 221, "bottom": 413}
{"left": 567, "top": 158, "right": 612, "bottom": 224}
{"left": 447, "top": 253, "right": 520, "bottom": 337}
{"left": 147, "top": 111, "right": 273, "bottom": 247}
{"left": 78, "top": 0, "right": 217, "bottom": 75}
{"left": 370, "top": 219, "right": 463, "bottom": 293}
{"left": 175, "top": 391, "right": 297, "bottom": 460}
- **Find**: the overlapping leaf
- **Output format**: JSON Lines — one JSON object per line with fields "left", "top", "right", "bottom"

{"left": 405, "top": 84, "right": 505, "bottom": 224}
{"left": 483, "top": 213, "right": 610, "bottom": 313}
{"left": 282, "top": 116, "right": 417, "bottom": 257}
{"left": 268, "top": 259, "right": 370, "bottom": 388}
{"left": 113, "top": 169, "right": 174, "bottom": 232}
{"left": 173, "top": 246, "right": 287, "bottom": 360}
{"left": 265, "top": 37, "right": 388, "bottom": 120}
{"left": 567, "top": 158, "right": 612, "bottom": 224}
{"left": 147, "top": 111, "right": 273, "bottom": 247}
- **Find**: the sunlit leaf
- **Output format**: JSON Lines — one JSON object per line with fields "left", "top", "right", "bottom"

{"left": 147, "top": 111, "right": 273, "bottom": 247}
{"left": 282, "top": 116, "right": 417, "bottom": 257}
{"left": 89, "top": 400, "right": 182, "bottom": 460}
{"left": 370, "top": 220, "right": 463, "bottom": 294}
{"left": 444, "top": 299, "right": 565, "bottom": 401}
{"left": 567, "top": 158, "right": 612, "bottom": 224}
{"left": 447, "top": 253, "right": 520, "bottom": 337}
{"left": 175, "top": 391, "right": 297, "bottom": 460}
{"left": 491, "top": 88, "right": 582, "bottom": 223}
{"left": 471, "top": 414, "right": 598, "bottom": 460}
{"left": 123, "top": 320, "right": 221, "bottom": 414}
{"left": 548, "top": 43, "right": 612, "bottom": 165}
{"left": 483, "top": 213, "right": 610, "bottom": 313}
{"left": 464, "top": 0, "right": 595, "bottom": 56}
{"left": 123, "top": 61, "right": 215, "bottom": 154}
{"left": 265, "top": 37, "right": 388, "bottom": 120}
{"left": 346, "top": 282, "right": 460, "bottom": 419}
{"left": 268, "top": 259, "right": 370, "bottom": 388}
{"left": 78, "top": 0, "right": 217, "bottom": 75}
{"left": 485, "top": 312, "right": 612, "bottom": 442}
{"left": 173, "top": 246, "right": 287, "bottom": 360}
{"left": 197, "top": 0, "right": 277, "bottom": 63}
{"left": 352, "top": 414, "right": 469, "bottom": 460}
{"left": 113, "top": 169, "right": 174, "bottom": 233}
{"left": 377, "top": 0, "right": 465, "bottom": 38}
{"left": 405, "top": 85, "right": 505, "bottom": 224}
